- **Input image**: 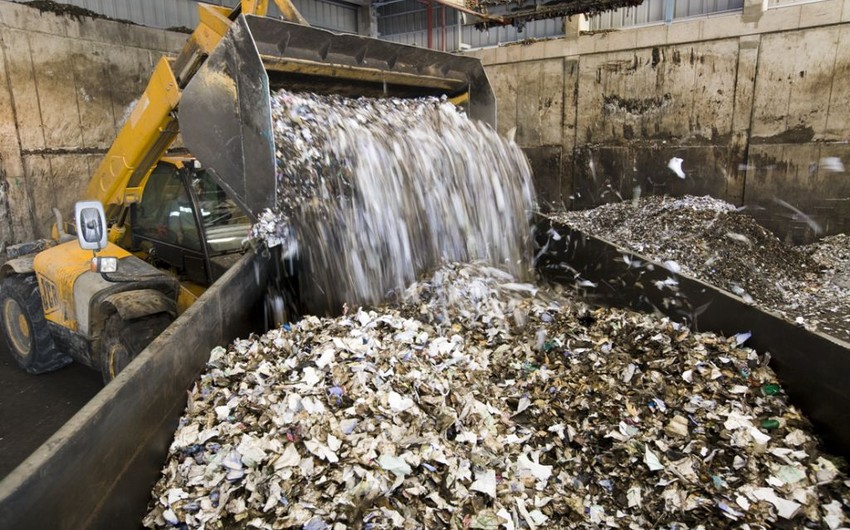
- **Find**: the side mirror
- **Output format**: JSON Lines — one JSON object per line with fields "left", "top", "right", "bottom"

{"left": 75, "top": 200, "right": 108, "bottom": 251}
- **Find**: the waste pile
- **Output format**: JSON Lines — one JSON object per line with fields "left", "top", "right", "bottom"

{"left": 797, "top": 234, "right": 850, "bottom": 339}
{"left": 251, "top": 90, "right": 535, "bottom": 315}
{"left": 803, "top": 234, "right": 850, "bottom": 277}
{"left": 145, "top": 263, "right": 850, "bottom": 529}
{"left": 551, "top": 196, "right": 850, "bottom": 342}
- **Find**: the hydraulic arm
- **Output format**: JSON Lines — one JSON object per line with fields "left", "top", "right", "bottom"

{"left": 82, "top": 1, "right": 307, "bottom": 221}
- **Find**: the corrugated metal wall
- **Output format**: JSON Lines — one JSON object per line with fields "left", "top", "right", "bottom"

{"left": 588, "top": 0, "right": 744, "bottom": 29}
{"left": 767, "top": 0, "right": 823, "bottom": 7}
{"left": 588, "top": 0, "right": 665, "bottom": 29}
{"left": 377, "top": 0, "right": 458, "bottom": 34}
{"left": 291, "top": 0, "right": 358, "bottom": 31}
{"left": 380, "top": 18, "right": 564, "bottom": 51}
{"left": 377, "top": 0, "right": 564, "bottom": 52}
{"left": 10, "top": 0, "right": 359, "bottom": 32}
{"left": 203, "top": 0, "right": 359, "bottom": 32}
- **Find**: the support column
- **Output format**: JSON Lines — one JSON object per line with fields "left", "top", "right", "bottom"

{"left": 564, "top": 14, "right": 587, "bottom": 41}
{"left": 664, "top": 0, "right": 674, "bottom": 22}
{"left": 357, "top": 3, "right": 378, "bottom": 37}
{"left": 728, "top": 34, "right": 760, "bottom": 205}
{"left": 426, "top": 0, "right": 433, "bottom": 49}
{"left": 742, "top": 0, "right": 768, "bottom": 23}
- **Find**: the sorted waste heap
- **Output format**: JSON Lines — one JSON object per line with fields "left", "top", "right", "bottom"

{"left": 145, "top": 263, "right": 850, "bottom": 529}
{"left": 250, "top": 90, "right": 535, "bottom": 315}
{"left": 552, "top": 196, "right": 850, "bottom": 342}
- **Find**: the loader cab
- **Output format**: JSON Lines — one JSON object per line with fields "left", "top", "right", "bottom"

{"left": 130, "top": 158, "right": 251, "bottom": 292}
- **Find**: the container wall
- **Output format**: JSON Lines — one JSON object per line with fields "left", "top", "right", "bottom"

{"left": 0, "top": 251, "right": 269, "bottom": 529}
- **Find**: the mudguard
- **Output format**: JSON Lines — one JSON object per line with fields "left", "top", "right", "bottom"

{"left": 0, "top": 257, "right": 35, "bottom": 280}
{"left": 101, "top": 289, "right": 177, "bottom": 321}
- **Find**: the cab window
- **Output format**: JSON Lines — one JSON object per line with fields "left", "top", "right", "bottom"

{"left": 134, "top": 165, "right": 201, "bottom": 251}
{"left": 191, "top": 171, "right": 250, "bottom": 254}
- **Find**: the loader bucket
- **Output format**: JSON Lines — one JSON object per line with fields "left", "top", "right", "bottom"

{"left": 179, "top": 14, "right": 496, "bottom": 221}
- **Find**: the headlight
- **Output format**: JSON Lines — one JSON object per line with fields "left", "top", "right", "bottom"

{"left": 91, "top": 257, "right": 119, "bottom": 273}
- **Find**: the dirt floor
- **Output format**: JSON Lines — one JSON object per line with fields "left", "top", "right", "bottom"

{"left": 0, "top": 340, "right": 101, "bottom": 478}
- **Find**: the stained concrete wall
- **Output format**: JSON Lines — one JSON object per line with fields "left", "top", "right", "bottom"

{"left": 0, "top": 1, "right": 185, "bottom": 248}
{"left": 469, "top": 0, "right": 850, "bottom": 242}
{"left": 1, "top": 0, "right": 847, "bottom": 247}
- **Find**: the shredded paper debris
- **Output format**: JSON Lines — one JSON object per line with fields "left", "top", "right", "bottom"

{"left": 145, "top": 263, "right": 850, "bottom": 529}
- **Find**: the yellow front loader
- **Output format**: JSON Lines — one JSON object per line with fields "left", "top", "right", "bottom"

{"left": 0, "top": 1, "right": 495, "bottom": 383}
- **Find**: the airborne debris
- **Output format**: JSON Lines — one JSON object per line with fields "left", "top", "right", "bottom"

{"left": 774, "top": 198, "right": 823, "bottom": 235}
{"left": 667, "top": 157, "right": 686, "bottom": 179}
{"left": 820, "top": 157, "right": 846, "bottom": 173}
{"left": 145, "top": 263, "right": 850, "bottom": 529}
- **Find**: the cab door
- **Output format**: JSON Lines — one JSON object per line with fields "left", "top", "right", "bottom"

{"left": 130, "top": 164, "right": 211, "bottom": 285}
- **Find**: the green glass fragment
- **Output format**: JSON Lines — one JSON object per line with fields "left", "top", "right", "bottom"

{"left": 762, "top": 384, "right": 781, "bottom": 396}
{"left": 761, "top": 419, "right": 780, "bottom": 430}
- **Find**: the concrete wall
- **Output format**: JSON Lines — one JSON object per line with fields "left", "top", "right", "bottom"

{"left": 0, "top": 1, "right": 185, "bottom": 248}
{"left": 469, "top": 0, "right": 850, "bottom": 242}
{"left": 1, "top": 0, "right": 847, "bottom": 247}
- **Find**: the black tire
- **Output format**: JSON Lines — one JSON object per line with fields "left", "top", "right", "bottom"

{"left": 99, "top": 312, "right": 172, "bottom": 384}
{"left": 0, "top": 275, "right": 72, "bottom": 374}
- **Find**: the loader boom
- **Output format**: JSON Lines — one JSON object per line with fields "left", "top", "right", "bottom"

{"left": 82, "top": 1, "right": 306, "bottom": 215}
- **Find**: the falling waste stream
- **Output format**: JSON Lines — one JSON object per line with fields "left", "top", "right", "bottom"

{"left": 250, "top": 90, "right": 536, "bottom": 314}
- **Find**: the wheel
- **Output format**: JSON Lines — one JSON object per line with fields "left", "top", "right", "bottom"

{"left": 99, "top": 312, "right": 173, "bottom": 383}
{"left": 0, "top": 275, "right": 72, "bottom": 374}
